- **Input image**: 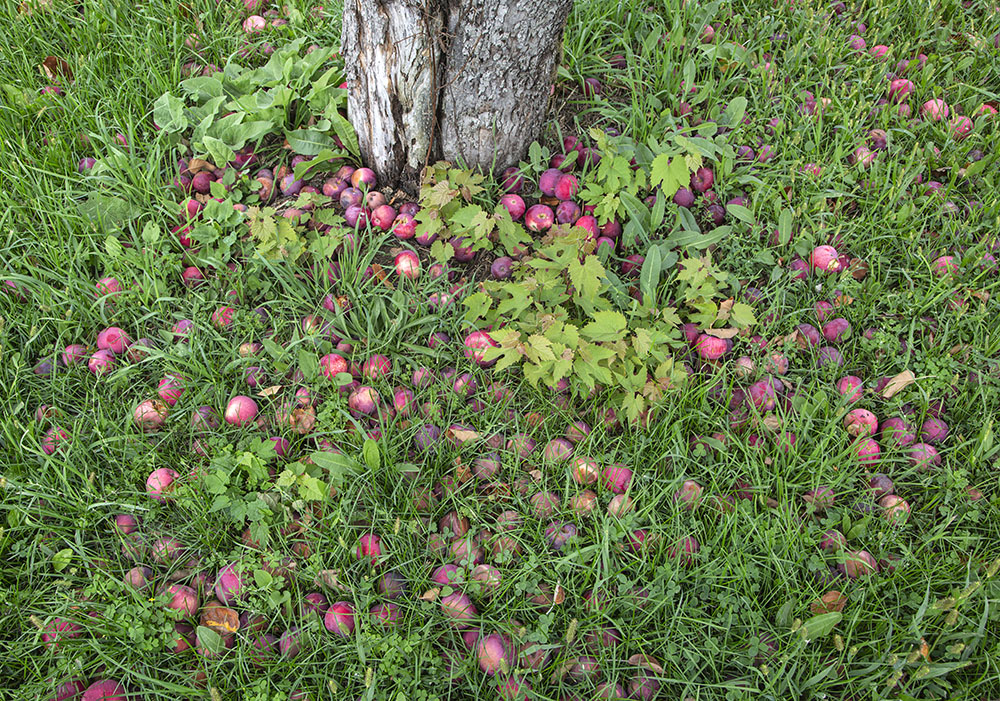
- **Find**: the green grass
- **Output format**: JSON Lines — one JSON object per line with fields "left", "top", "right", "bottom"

{"left": 2, "top": 0, "right": 1000, "bottom": 699}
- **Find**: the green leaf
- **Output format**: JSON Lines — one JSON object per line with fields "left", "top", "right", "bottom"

{"left": 331, "top": 112, "right": 360, "bottom": 158}
{"left": 799, "top": 612, "right": 842, "bottom": 639}
{"left": 632, "top": 328, "right": 653, "bottom": 359}
{"left": 778, "top": 207, "right": 793, "bottom": 246}
{"left": 362, "top": 439, "right": 381, "bottom": 470}
{"left": 180, "top": 76, "right": 223, "bottom": 101}
{"left": 649, "top": 154, "right": 691, "bottom": 198}
{"left": 284, "top": 128, "right": 337, "bottom": 155}
{"left": 77, "top": 194, "right": 139, "bottom": 227}
{"left": 567, "top": 255, "right": 605, "bottom": 311}
{"left": 430, "top": 239, "right": 452, "bottom": 264}
{"left": 308, "top": 450, "right": 356, "bottom": 488}
{"left": 650, "top": 190, "right": 666, "bottom": 230}
{"left": 729, "top": 302, "right": 757, "bottom": 327}
{"left": 677, "top": 207, "right": 701, "bottom": 233}
{"left": 261, "top": 337, "right": 286, "bottom": 361}
{"left": 153, "top": 93, "right": 187, "bottom": 133}
{"left": 297, "top": 349, "right": 319, "bottom": 381}
{"left": 195, "top": 626, "right": 224, "bottom": 653}
{"left": 462, "top": 292, "right": 492, "bottom": 322}
{"left": 722, "top": 97, "right": 747, "bottom": 129}
{"left": 293, "top": 149, "right": 345, "bottom": 180}
{"left": 202, "top": 135, "right": 235, "bottom": 169}
{"left": 298, "top": 475, "right": 326, "bottom": 502}
{"left": 141, "top": 221, "right": 162, "bottom": 245}
{"left": 910, "top": 661, "right": 972, "bottom": 681}
{"left": 581, "top": 310, "right": 627, "bottom": 342}
{"left": 524, "top": 334, "right": 556, "bottom": 363}
{"left": 52, "top": 548, "right": 73, "bottom": 572}
{"left": 619, "top": 191, "right": 650, "bottom": 232}
{"left": 682, "top": 58, "right": 696, "bottom": 91}
{"left": 227, "top": 120, "right": 275, "bottom": 150}
{"left": 777, "top": 599, "right": 795, "bottom": 629}
{"left": 725, "top": 204, "right": 754, "bottom": 225}
{"left": 639, "top": 244, "right": 662, "bottom": 306}
{"left": 664, "top": 225, "right": 731, "bottom": 249}
{"left": 253, "top": 568, "right": 274, "bottom": 588}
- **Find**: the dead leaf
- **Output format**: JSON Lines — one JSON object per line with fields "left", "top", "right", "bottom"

{"left": 810, "top": 590, "right": 846, "bottom": 615}
{"left": 848, "top": 259, "right": 869, "bottom": 281}
{"left": 315, "top": 569, "right": 347, "bottom": 591}
{"left": 187, "top": 159, "right": 215, "bottom": 175}
{"left": 832, "top": 294, "right": 855, "bottom": 308}
{"left": 453, "top": 461, "right": 471, "bottom": 484}
{"left": 19, "top": 0, "right": 52, "bottom": 14}
{"left": 446, "top": 427, "right": 480, "bottom": 445}
{"left": 881, "top": 370, "right": 915, "bottom": 398}
{"left": 369, "top": 263, "right": 394, "bottom": 290}
{"left": 781, "top": 330, "right": 809, "bottom": 349}
{"left": 200, "top": 605, "right": 239, "bottom": 634}
{"left": 704, "top": 327, "right": 739, "bottom": 339}
{"left": 627, "top": 654, "right": 665, "bottom": 674}
{"left": 258, "top": 385, "right": 283, "bottom": 398}
{"left": 549, "top": 659, "right": 574, "bottom": 684}
{"left": 420, "top": 587, "right": 440, "bottom": 602}
{"left": 717, "top": 298, "right": 734, "bottom": 321}
{"left": 761, "top": 414, "right": 782, "bottom": 432}
{"left": 289, "top": 405, "right": 317, "bottom": 434}
{"left": 919, "top": 637, "right": 931, "bottom": 662}
{"left": 971, "top": 289, "right": 991, "bottom": 303}
{"left": 41, "top": 56, "right": 72, "bottom": 83}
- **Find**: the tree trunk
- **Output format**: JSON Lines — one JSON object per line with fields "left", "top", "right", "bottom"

{"left": 341, "top": 0, "right": 573, "bottom": 193}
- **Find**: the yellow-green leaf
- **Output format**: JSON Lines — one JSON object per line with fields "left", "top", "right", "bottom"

{"left": 581, "top": 310, "right": 627, "bottom": 342}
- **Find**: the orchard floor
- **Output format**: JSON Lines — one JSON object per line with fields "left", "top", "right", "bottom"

{"left": 1, "top": 1, "right": 999, "bottom": 700}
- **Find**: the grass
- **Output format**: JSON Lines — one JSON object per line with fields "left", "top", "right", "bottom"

{"left": 1, "top": 0, "right": 1000, "bottom": 699}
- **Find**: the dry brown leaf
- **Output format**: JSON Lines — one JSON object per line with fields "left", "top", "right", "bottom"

{"left": 717, "top": 297, "right": 734, "bottom": 321}
{"left": 705, "top": 327, "right": 739, "bottom": 339}
{"left": 200, "top": 605, "right": 239, "bottom": 634}
{"left": 453, "top": 461, "right": 471, "bottom": 485}
{"left": 19, "top": 0, "right": 53, "bottom": 14}
{"left": 485, "top": 482, "right": 512, "bottom": 499}
{"left": 761, "top": 414, "right": 782, "bottom": 432}
{"left": 187, "top": 158, "right": 215, "bottom": 175}
{"left": 549, "top": 659, "right": 574, "bottom": 684}
{"left": 971, "top": 289, "right": 991, "bottom": 303}
{"left": 918, "top": 637, "right": 931, "bottom": 662}
{"left": 419, "top": 587, "right": 440, "bottom": 602}
{"left": 314, "top": 569, "right": 347, "bottom": 591}
{"left": 41, "top": 56, "right": 72, "bottom": 82}
{"left": 832, "top": 294, "right": 855, "bottom": 308}
{"left": 881, "top": 370, "right": 915, "bottom": 398}
{"left": 289, "top": 405, "right": 317, "bottom": 434}
{"left": 447, "top": 427, "right": 480, "bottom": 444}
{"left": 848, "top": 259, "right": 869, "bottom": 281}
{"left": 782, "top": 330, "right": 809, "bottom": 349}
{"left": 810, "top": 590, "right": 846, "bottom": 615}
{"left": 258, "top": 385, "right": 283, "bottom": 398}
{"left": 627, "top": 654, "right": 665, "bottom": 674}
{"left": 369, "top": 263, "right": 394, "bottom": 290}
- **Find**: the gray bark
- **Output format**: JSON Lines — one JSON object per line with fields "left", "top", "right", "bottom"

{"left": 341, "top": 0, "right": 573, "bottom": 192}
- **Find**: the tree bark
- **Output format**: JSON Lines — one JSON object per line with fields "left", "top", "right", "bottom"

{"left": 341, "top": 0, "right": 573, "bottom": 193}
